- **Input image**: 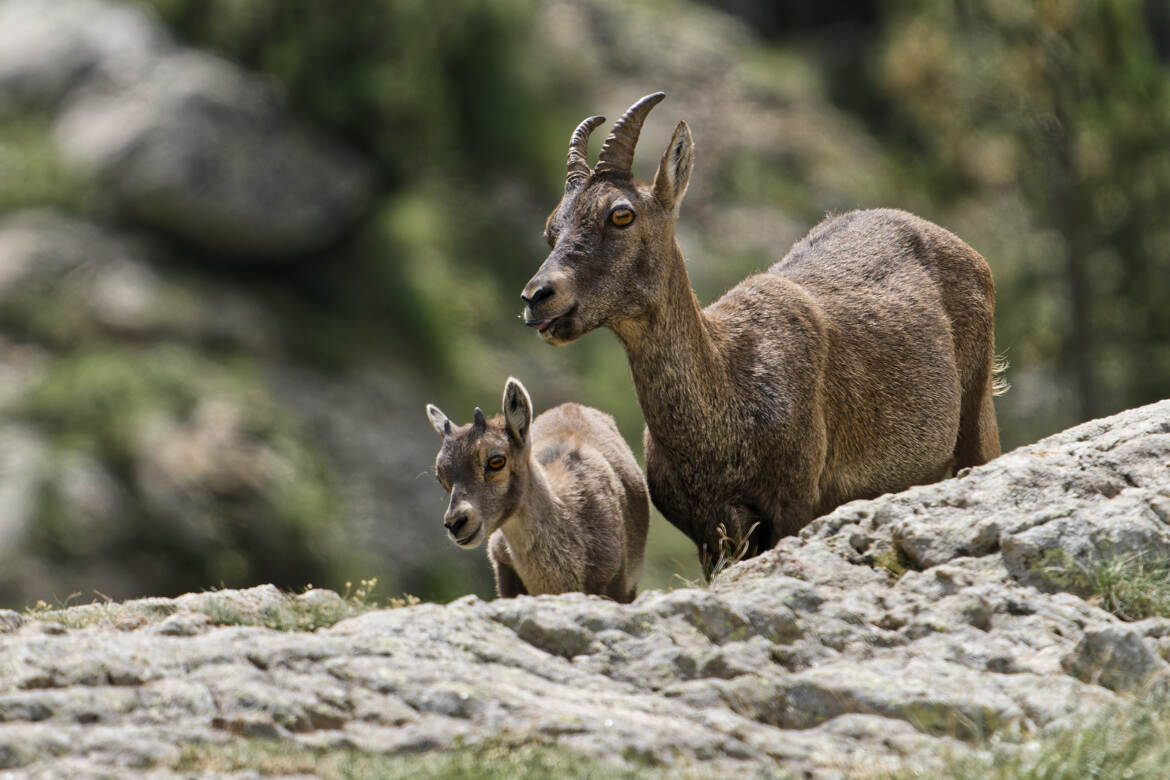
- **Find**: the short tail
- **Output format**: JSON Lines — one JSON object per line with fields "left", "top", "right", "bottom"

{"left": 991, "top": 351, "right": 1010, "bottom": 396}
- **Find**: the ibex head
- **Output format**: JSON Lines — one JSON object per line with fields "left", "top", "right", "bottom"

{"left": 426, "top": 378, "right": 535, "bottom": 549}
{"left": 522, "top": 92, "right": 694, "bottom": 344}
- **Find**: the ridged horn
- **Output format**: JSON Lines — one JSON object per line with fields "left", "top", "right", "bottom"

{"left": 595, "top": 92, "right": 666, "bottom": 176}
{"left": 473, "top": 407, "right": 486, "bottom": 430}
{"left": 566, "top": 115, "right": 606, "bottom": 189}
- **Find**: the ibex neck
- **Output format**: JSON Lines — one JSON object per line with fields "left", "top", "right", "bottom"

{"left": 613, "top": 238, "right": 726, "bottom": 449}
{"left": 499, "top": 459, "right": 565, "bottom": 556}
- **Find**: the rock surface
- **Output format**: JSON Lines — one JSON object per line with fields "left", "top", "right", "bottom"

{"left": 1, "top": 400, "right": 1167, "bottom": 777}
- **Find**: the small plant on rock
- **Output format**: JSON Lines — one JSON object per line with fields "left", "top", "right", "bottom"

{"left": 912, "top": 690, "right": 1170, "bottom": 780}
{"left": 699, "top": 521, "right": 760, "bottom": 584}
{"left": 1083, "top": 554, "right": 1170, "bottom": 621}
{"left": 193, "top": 578, "right": 412, "bottom": 632}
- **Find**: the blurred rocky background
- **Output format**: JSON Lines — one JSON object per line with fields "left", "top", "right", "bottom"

{"left": 0, "top": 0, "right": 1165, "bottom": 608}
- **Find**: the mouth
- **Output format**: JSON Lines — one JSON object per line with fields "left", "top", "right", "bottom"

{"left": 524, "top": 304, "right": 577, "bottom": 336}
{"left": 452, "top": 523, "right": 485, "bottom": 549}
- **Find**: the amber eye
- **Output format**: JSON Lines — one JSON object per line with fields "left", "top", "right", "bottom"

{"left": 486, "top": 455, "right": 507, "bottom": 472}
{"left": 609, "top": 207, "right": 634, "bottom": 227}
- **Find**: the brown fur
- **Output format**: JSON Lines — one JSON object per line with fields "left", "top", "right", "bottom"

{"left": 521, "top": 94, "right": 1002, "bottom": 573}
{"left": 427, "top": 378, "right": 649, "bottom": 601}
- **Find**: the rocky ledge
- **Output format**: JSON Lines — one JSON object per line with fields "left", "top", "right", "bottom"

{"left": 1, "top": 401, "right": 1168, "bottom": 778}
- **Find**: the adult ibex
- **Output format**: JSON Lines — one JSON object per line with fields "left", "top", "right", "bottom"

{"left": 522, "top": 92, "right": 1002, "bottom": 572}
{"left": 427, "top": 377, "right": 649, "bottom": 601}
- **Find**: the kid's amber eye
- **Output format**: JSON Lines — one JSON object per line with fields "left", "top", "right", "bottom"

{"left": 610, "top": 207, "right": 634, "bottom": 227}
{"left": 486, "top": 455, "right": 506, "bottom": 471}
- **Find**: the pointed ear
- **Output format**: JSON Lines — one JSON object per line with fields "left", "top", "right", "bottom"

{"left": 426, "top": 404, "right": 452, "bottom": 438}
{"left": 502, "top": 377, "right": 533, "bottom": 447}
{"left": 652, "top": 120, "right": 694, "bottom": 219}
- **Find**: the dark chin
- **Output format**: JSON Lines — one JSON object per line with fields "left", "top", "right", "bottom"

{"left": 540, "top": 315, "right": 589, "bottom": 345}
{"left": 452, "top": 523, "right": 485, "bottom": 549}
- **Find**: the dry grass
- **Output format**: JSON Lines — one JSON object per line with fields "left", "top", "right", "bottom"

{"left": 23, "top": 578, "right": 416, "bottom": 633}
{"left": 903, "top": 692, "right": 1170, "bottom": 780}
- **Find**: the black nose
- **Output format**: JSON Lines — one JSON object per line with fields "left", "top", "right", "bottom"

{"left": 445, "top": 514, "right": 469, "bottom": 536}
{"left": 521, "top": 284, "right": 554, "bottom": 307}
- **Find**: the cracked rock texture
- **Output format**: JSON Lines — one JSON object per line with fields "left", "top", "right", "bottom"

{"left": 1, "top": 401, "right": 1169, "bottom": 778}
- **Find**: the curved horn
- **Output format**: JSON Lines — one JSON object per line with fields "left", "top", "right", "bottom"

{"left": 566, "top": 115, "right": 606, "bottom": 189}
{"left": 595, "top": 92, "right": 666, "bottom": 176}
{"left": 473, "top": 407, "right": 486, "bottom": 430}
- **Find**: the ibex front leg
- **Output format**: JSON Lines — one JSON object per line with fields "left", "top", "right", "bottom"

{"left": 489, "top": 532, "right": 529, "bottom": 598}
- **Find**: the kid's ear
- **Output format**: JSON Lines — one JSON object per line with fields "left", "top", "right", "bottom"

{"left": 652, "top": 120, "right": 694, "bottom": 219}
{"left": 502, "top": 377, "right": 533, "bottom": 447}
{"left": 426, "top": 404, "right": 452, "bottom": 438}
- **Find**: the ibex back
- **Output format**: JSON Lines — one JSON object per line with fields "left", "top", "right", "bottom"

{"left": 521, "top": 93, "right": 1002, "bottom": 572}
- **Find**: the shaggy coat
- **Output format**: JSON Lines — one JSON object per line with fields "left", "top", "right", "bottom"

{"left": 427, "top": 378, "right": 649, "bottom": 601}
{"left": 521, "top": 93, "right": 1001, "bottom": 571}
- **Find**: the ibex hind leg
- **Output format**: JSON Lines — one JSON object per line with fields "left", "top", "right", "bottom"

{"left": 953, "top": 380, "right": 1001, "bottom": 469}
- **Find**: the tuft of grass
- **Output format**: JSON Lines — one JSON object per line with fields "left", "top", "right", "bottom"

{"left": 1039, "top": 552, "right": 1170, "bottom": 622}
{"left": 873, "top": 548, "right": 913, "bottom": 581}
{"left": 1082, "top": 554, "right": 1170, "bottom": 622}
{"left": 194, "top": 579, "right": 408, "bottom": 632}
{"left": 23, "top": 593, "right": 135, "bottom": 630}
{"left": 899, "top": 692, "right": 1170, "bottom": 780}
{"left": 173, "top": 738, "right": 652, "bottom": 779}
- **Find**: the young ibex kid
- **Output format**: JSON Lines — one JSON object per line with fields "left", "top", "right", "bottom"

{"left": 426, "top": 377, "right": 649, "bottom": 602}
{"left": 522, "top": 92, "right": 1003, "bottom": 573}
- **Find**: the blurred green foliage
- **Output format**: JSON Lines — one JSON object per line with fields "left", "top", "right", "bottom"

{"left": 872, "top": 0, "right": 1170, "bottom": 438}
{"left": 0, "top": 115, "right": 93, "bottom": 213}
{"left": 23, "top": 0, "right": 1158, "bottom": 603}
{"left": 17, "top": 345, "right": 357, "bottom": 597}
{"left": 140, "top": 0, "right": 563, "bottom": 182}
{"left": 129, "top": 0, "right": 704, "bottom": 594}
{"left": 137, "top": 0, "right": 582, "bottom": 382}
